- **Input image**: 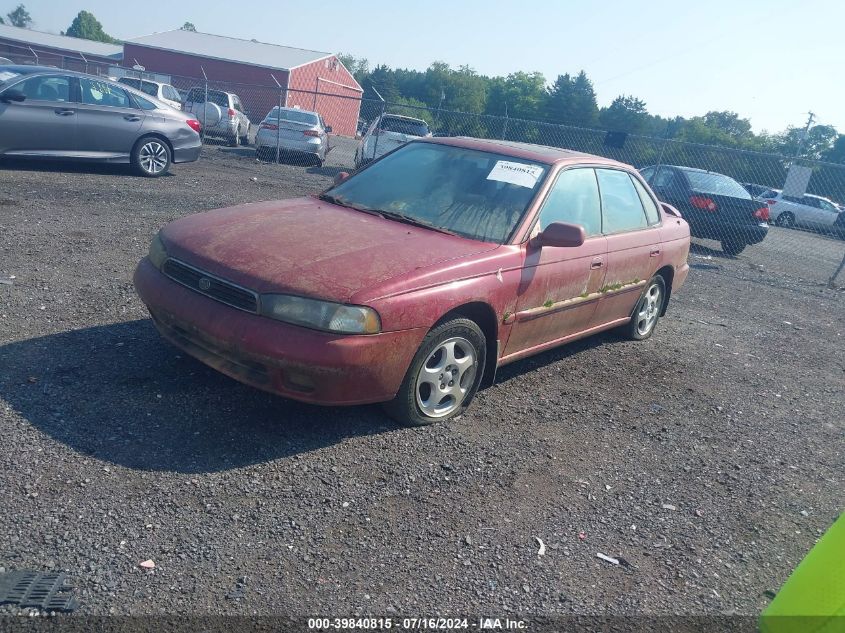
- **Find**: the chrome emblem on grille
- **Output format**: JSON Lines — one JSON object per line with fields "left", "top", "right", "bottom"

{"left": 198, "top": 277, "right": 212, "bottom": 291}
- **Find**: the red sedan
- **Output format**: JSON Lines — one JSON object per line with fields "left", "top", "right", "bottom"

{"left": 134, "top": 137, "right": 690, "bottom": 425}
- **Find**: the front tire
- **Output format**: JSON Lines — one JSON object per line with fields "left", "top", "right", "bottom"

{"left": 624, "top": 275, "right": 666, "bottom": 341}
{"left": 721, "top": 238, "right": 746, "bottom": 256}
{"left": 132, "top": 136, "right": 171, "bottom": 177}
{"left": 383, "top": 318, "right": 486, "bottom": 426}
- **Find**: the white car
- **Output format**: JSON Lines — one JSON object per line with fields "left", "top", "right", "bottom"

{"left": 183, "top": 87, "right": 251, "bottom": 147}
{"left": 355, "top": 114, "right": 430, "bottom": 167}
{"left": 117, "top": 77, "right": 182, "bottom": 110}
{"left": 762, "top": 191, "right": 843, "bottom": 232}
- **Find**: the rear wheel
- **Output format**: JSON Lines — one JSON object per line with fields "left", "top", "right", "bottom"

{"left": 239, "top": 125, "right": 250, "bottom": 146}
{"left": 776, "top": 212, "right": 795, "bottom": 228}
{"left": 721, "top": 238, "right": 746, "bottom": 257}
{"left": 132, "top": 136, "right": 171, "bottom": 177}
{"left": 229, "top": 127, "right": 241, "bottom": 147}
{"left": 624, "top": 275, "right": 666, "bottom": 341}
{"left": 383, "top": 318, "right": 485, "bottom": 426}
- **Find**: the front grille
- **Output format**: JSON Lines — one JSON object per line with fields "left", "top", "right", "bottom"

{"left": 162, "top": 258, "right": 259, "bottom": 313}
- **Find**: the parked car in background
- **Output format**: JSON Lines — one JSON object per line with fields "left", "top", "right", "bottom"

{"left": 134, "top": 137, "right": 690, "bottom": 426}
{"left": 640, "top": 164, "right": 770, "bottom": 255}
{"left": 0, "top": 65, "right": 201, "bottom": 177}
{"left": 255, "top": 106, "right": 331, "bottom": 166}
{"left": 117, "top": 77, "right": 182, "bottom": 110}
{"left": 355, "top": 113, "right": 430, "bottom": 167}
{"left": 742, "top": 182, "right": 774, "bottom": 198}
{"left": 761, "top": 191, "right": 844, "bottom": 235}
{"left": 183, "top": 87, "right": 250, "bottom": 147}
{"left": 0, "top": 57, "right": 13, "bottom": 65}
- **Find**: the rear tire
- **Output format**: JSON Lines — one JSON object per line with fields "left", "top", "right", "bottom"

{"left": 239, "top": 125, "right": 250, "bottom": 146}
{"left": 132, "top": 136, "right": 171, "bottom": 177}
{"left": 624, "top": 275, "right": 666, "bottom": 341}
{"left": 383, "top": 318, "right": 486, "bottom": 426}
{"left": 229, "top": 127, "right": 241, "bottom": 147}
{"left": 721, "top": 238, "right": 746, "bottom": 256}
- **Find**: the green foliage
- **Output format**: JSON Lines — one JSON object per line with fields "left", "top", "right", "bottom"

{"left": 65, "top": 10, "right": 117, "bottom": 44}
{"left": 0, "top": 15, "right": 5, "bottom": 24}
{"left": 6, "top": 3, "right": 31, "bottom": 28}
{"left": 599, "top": 95, "right": 650, "bottom": 134}
{"left": 180, "top": 21, "right": 196, "bottom": 32}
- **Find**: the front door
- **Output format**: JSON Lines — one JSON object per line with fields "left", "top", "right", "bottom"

{"left": 505, "top": 167, "right": 608, "bottom": 356}
{"left": 592, "top": 168, "right": 664, "bottom": 325}
{"left": 75, "top": 77, "right": 145, "bottom": 157}
{"left": 0, "top": 74, "right": 77, "bottom": 155}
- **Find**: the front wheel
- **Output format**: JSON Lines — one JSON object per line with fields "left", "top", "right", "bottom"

{"left": 383, "top": 318, "right": 486, "bottom": 426}
{"left": 624, "top": 275, "right": 666, "bottom": 341}
{"left": 776, "top": 212, "right": 795, "bottom": 228}
{"left": 132, "top": 136, "right": 171, "bottom": 177}
{"left": 721, "top": 238, "right": 746, "bottom": 256}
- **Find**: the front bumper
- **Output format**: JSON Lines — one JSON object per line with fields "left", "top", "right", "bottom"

{"left": 133, "top": 258, "right": 424, "bottom": 406}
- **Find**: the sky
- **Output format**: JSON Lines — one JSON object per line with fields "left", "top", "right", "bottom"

{"left": 14, "top": 0, "right": 845, "bottom": 134}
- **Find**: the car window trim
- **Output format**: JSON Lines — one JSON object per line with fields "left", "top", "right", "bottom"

{"left": 629, "top": 171, "right": 663, "bottom": 227}
{"left": 530, "top": 166, "right": 603, "bottom": 238}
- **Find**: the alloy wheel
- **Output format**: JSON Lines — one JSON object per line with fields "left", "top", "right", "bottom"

{"left": 139, "top": 141, "right": 168, "bottom": 175}
{"left": 415, "top": 336, "right": 478, "bottom": 418}
{"left": 636, "top": 283, "right": 662, "bottom": 337}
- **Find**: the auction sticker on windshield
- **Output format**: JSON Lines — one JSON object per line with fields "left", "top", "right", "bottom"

{"left": 486, "top": 160, "right": 544, "bottom": 188}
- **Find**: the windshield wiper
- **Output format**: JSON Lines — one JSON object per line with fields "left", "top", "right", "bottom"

{"left": 377, "top": 211, "right": 458, "bottom": 236}
{"left": 318, "top": 193, "right": 384, "bottom": 217}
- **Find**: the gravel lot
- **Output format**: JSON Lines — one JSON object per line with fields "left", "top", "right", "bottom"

{"left": 0, "top": 145, "right": 843, "bottom": 619}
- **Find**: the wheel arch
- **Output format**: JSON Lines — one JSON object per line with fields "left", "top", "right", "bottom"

{"left": 133, "top": 132, "right": 174, "bottom": 159}
{"left": 435, "top": 301, "right": 499, "bottom": 388}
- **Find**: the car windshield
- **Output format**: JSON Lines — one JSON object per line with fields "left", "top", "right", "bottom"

{"left": 325, "top": 142, "right": 547, "bottom": 243}
{"left": 381, "top": 116, "right": 429, "bottom": 136}
{"left": 265, "top": 107, "right": 318, "bottom": 125}
{"left": 682, "top": 170, "right": 751, "bottom": 199}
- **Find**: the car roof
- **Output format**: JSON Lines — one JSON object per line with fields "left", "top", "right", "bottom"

{"left": 381, "top": 113, "right": 428, "bottom": 123}
{"left": 426, "top": 136, "right": 630, "bottom": 168}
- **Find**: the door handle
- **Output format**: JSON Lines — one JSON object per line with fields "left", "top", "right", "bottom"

{"left": 124, "top": 115, "right": 141, "bottom": 122}
{"left": 650, "top": 249, "right": 661, "bottom": 257}
{"left": 590, "top": 260, "right": 603, "bottom": 269}
{"left": 54, "top": 109, "right": 74, "bottom": 116}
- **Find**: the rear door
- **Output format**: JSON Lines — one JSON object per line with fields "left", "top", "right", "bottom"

{"left": 0, "top": 73, "right": 77, "bottom": 155}
{"left": 75, "top": 77, "right": 145, "bottom": 156}
{"left": 592, "top": 168, "right": 664, "bottom": 325}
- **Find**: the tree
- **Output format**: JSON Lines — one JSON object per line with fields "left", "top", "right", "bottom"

{"left": 64, "top": 11, "right": 117, "bottom": 44}
{"left": 774, "top": 124, "right": 838, "bottom": 160}
{"left": 180, "top": 21, "right": 196, "bottom": 32}
{"left": 6, "top": 4, "right": 31, "bottom": 28}
{"left": 361, "top": 64, "right": 399, "bottom": 102}
{"left": 599, "top": 95, "right": 650, "bottom": 134}
{"left": 823, "top": 135, "right": 845, "bottom": 164}
{"left": 336, "top": 53, "right": 370, "bottom": 84}
{"left": 0, "top": 16, "right": 4, "bottom": 24}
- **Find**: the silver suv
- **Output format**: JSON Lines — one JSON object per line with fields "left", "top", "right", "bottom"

{"left": 183, "top": 87, "right": 251, "bottom": 147}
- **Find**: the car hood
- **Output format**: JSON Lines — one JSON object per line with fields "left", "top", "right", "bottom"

{"left": 160, "top": 197, "right": 499, "bottom": 303}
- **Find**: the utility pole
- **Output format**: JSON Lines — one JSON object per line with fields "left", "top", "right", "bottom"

{"left": 794, "top": 111, "right": 815, "bottom": 160}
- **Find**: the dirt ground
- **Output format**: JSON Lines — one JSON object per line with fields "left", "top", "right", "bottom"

{"left": 0, "top": 146, "right": 842, "bottom": 619}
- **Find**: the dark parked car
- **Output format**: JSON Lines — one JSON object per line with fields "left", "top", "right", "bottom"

{"left": 0, "top": 65, "right": 202, "bottom": 176}
{"left": 135, "top": 138, "right": 690, "bottom": 426}
{"left": 640, "top": 165, "right": 770, "bottom": 255}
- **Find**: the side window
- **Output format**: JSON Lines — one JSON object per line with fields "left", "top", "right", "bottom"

{"left": 596, "top": 168, "right": 649, "bottom": 233}
{"left": 80, "top": 78, "right": 131, "bottom": 108}
{"left": 630, "top": 176, "right": 661, "bottom": 225}
{"left": 165, "top": 85, "right": 180, "bottom": 101}
{"left": 15, "top": 75, "right": 71, "bottom": 102}
{"left": 801, "top": 197, "right": 820, "bottom": 208}
{"left": 232, "top": 95, "right": 243, "bottom": 112}
{"left": 639, "top": 167, "right": 655, "bottom": 183}
{"left": 538, "top": 168, "right": 602, "bottom": 236}
{"left": 652, "top": 167, "right": 676, "bottom": 189}
{"left": 819, "top": 199, "right": 838, "bottom": 212}
{"left": 131, "top": 93, "right": 159, "bottom": 111}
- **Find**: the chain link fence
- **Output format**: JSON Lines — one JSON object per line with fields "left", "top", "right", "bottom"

{"left": 3, "top": 52, "right": 844, "bottom": 288}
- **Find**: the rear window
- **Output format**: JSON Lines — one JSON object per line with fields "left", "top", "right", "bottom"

{"left": 265, "top": 107, "right": 319, "bottom": 124}
{"left": 682, "top": 170, "right": 751, "bottom": 199}
{"left": 380, "top": 116, "right": 429, "bottom": 136}
{"left": 186, "top": 88, "right": 228, "bottom": 108}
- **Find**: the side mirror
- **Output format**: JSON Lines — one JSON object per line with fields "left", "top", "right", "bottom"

{"left": 324, "top": 125, "right": 332, "bottom": 133}
{"left": 1, "top": 89, "right": 25, "bottom": 103}
{"left": 334, "top": 171, "right": 350, "bottom": 185}
{"left": 535, "top": 222, "right": 585, "bottom": 248}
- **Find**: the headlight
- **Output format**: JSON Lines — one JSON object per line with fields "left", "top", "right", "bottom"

{"left": 260, "top": 294, "right": 381, "bottom": 334}
{"left": 148, "top": 232, "right": 168, "bottom": 270}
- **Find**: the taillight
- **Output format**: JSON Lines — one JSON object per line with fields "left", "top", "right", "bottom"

{"left": 690, "top": 196, "right": 718, "bottom": 212}
{"left": 303, "top": 130, "right": 320, "bottom": 137}
{"left": 260, "top": 123, "right": 278, "bottom": 131}
{"left": 765, "top": 199, "right": 777, "bottom": 205}
{"left": 186, "top": 119, "right": 201, "bottom": 133}
{"left": 228, "top": 108, "right": 236, "bottom": 118}
{"left": 754, "top": 207, "right": 770, "bottom": 221}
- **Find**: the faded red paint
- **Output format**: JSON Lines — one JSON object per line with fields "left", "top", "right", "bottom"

{"left": 121, "top": 44, "right": 361, "bottom": 136}
{"left": 134, "top": 138, "right": 691, "bottom": 407}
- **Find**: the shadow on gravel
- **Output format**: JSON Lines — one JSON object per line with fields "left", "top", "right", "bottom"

{"left": 689, "top": 242, "right": 733, "bottom": 259}
{"left": 0, "top": 319, "right": 393, "bottom": 474}
{"left": 306, "top": 164, "right": 347, "bottom": 178}
{"left": 0, "top": 158, "right": 162, "bottom": 178}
